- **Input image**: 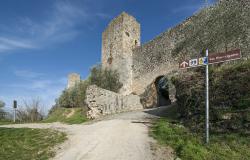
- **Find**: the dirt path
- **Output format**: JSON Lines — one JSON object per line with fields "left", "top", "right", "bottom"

{"left": 0, "top": 107, "right": 174, "bottom": 160}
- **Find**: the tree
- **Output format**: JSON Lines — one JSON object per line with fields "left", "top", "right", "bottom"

{"left": 55, "top": 80, "right": 89, "bottom": 108}
{"left": 89, "top": 64, "right": 122, "bottom": 92}
{"left": 17, "top": 99, "right": 44, "bottom": 122}
{"left": 0, "top": 100, "right": 5, "bottom": 119}
{"left": 0, "top": 100, "right": 5, "bottom": 108}
{"left": 53, "top": 64, "right": 122, "bottom": 110}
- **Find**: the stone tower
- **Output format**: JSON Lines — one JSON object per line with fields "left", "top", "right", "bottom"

{"left": 67, "top": 73, "right": 81, "bottom": 89}
{"left": 102, "top": 12, "right": 141, "bottom": 95}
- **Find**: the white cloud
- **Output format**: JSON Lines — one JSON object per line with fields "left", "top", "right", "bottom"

{"left": 14, "top": 70, "right": 44, "bottom": 79}
{"left": 1, "top": 74, "right": 67, "bottom": 113}
{"left": 0, "top": 69, "right": 67, "bottom": 111}
{"left": 171, "top": 0, "right": 215, "bottom": 14}
{"left": 0, "top": 1, "right": 102, "bottom": 54}
{"left": 172, "top": 5, "right": 203, "bottom": 14}
{"left": 0, "top": 37, "right": 35, "bottom": 52}
{"left": 96, "top": 13, "right": 111, "bottom": 19}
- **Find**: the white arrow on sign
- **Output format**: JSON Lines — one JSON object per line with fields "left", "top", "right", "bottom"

{"left": 180, "top": 61, "right": 189, "bottom": 68}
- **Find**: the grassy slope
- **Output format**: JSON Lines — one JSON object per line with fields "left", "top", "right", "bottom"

{"left": 0, "top": 128, "right": 66, "bottom": 160}
{"left": 151, "top": 106, "right": 250, "bottom": 160}
{"left": 0, "top": 120, "right": 14, "bottom": 125}
{"left": 42, "top": 107, "right": 87, "bottom": 124}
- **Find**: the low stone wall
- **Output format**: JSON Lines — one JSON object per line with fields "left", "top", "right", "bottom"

{"left": 85, "top": 85, "right": 143, "bottom": 119}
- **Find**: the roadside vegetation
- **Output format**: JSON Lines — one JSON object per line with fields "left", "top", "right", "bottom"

{"left": 47, "top": 64, "right": 122, "bottom": 122}
{"left": 0, "top": 99, "right": 45, "bottom": 125}
{"left": 0, "top": 127, "right": 66, "bottom": 160}
{"left": 172, "top": 59, "right": 250, "bottom": 133}
{"left": 43, "top": 107, "right": 87, "bottom": 124}
{"left": 0, "top": 100, "right": 11, "bottom": 125}
{"left": 152, "top": 60, "right": 250, "bottom": 159}
{"left": 55, "top": 64, "right": 122, "bottom": 109}
{"left": 152, "top": 118, "right": 250, "bottom": 160}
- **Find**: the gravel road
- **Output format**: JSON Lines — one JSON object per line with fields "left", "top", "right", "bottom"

{"left": 1, "top": 107, "right": 174, "bottom": 160}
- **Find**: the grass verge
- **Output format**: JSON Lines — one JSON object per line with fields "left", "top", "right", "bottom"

{"left": 42, "top": 107, "right": 87, "bottom": 124}
{"left": 151, "top": 119, "right": 250, "bottom": 160}
{"left": 0, "top": 127, "right": 66, "bottom": 160}
{"left": 0, "top": 120, "right": 14, "bottom": 125}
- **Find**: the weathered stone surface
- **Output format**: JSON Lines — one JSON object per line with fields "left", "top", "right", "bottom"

{"left": 101, "top": 0, "right": 250, "bottom": 96}
{"left": 67, "top": 0, "right": 249, "bottom": 114}
{"left": 102, "top": 12, "right": 140, "bottom": 95}
{"left": 67, "top": 73, "right": 81, "bottom": 89}
{"left": 85, "top": 85, "right": 143, "bottom": 119}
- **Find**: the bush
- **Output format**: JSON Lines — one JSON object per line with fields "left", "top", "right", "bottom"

{"left": 0, "top": 100, "right": 5, "bottom": 120}
{"left": 54, "top": 64, "right": 122, "bottom": 109}
{"left": 17, "top": 99, "right": 45, "bottom": 122}
{"left": 89, "top": 64, "right": 122, "bottom": 93}
{"left": 0, "top": 100, "right": 5, "bottom": 108}
{"left": 55, "top": 80, "right": 89, "bottom": 108}
{"left": 172, "top": 60, "right": 250, "bottom": 133}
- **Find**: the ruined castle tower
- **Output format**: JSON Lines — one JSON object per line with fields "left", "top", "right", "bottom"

{"left": 102, "top": 12, "right": 140, "bottom": 95}
{"left": 67, "top": 73, "right": 81, "bottom": 89}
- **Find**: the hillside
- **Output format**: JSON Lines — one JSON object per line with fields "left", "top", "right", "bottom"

{"left": 172, "top": 59, "right": 250, "bottom": 133}
{"left": 43, "top": 107, "right": 87, "bottom": 124}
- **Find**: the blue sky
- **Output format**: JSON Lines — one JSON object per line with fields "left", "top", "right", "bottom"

{"left": 0, "top": 0, "right": 215, "bottom": 112}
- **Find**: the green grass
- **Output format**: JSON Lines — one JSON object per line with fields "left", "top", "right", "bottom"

{"left": 152, "top": 119, "right": 250, "bottom": 160}
{"left": 0, "top": 120, "right": 14, "bottom": 125}
{"left": 0, "top": 127, "right": 66, "bottom": 160}
{"left": 42, "top": 107, "right": 87, "bottom": 124}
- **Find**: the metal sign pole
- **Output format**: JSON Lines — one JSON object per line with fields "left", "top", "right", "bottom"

{"left": 179, "top": 48, "right": 241, "bottom": 144}
{"left": 13, "top": 108, "right": 16, "bottom": 123}
{"left": 13, "top": 100, "right": 17, "bottom": 123}
{"left": 205, "top": 49, "right": 209, "bottom": 143}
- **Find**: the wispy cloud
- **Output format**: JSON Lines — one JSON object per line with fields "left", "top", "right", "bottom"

{"left": 14, "top": 70, "right": 44, "bottom": 79}
{"left": 171, "top": 0, "right": 215, "bottom": 14}
{"left": 172, "top": 4, "right": 203, "bottom": 14}
{"left": 1, "top": 70, "right": 68, "bottom": 112}
{"left": 95, "top": 12, "right": 111, "bottom": 19}
{"left": 0, "top": 37, "right": 35, "bottom": 52}
{"left": 0, "top": 1, "right": 106, "bottom": 54}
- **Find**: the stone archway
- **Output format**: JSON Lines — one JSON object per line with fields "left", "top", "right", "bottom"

{"left": 154, "top": 76, "right": 171, "bottom": 107}
{"left": 140, "top": 75, "right": 172, "bottom": 108}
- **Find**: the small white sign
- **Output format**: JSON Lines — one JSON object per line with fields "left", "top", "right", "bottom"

{"left": 189, "top": 59, "right": 198, "bottom": 67}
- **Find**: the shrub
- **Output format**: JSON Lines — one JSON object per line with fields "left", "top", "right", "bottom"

{"left": 172, "top": 60, "right": 250, "bottom": 133}
{"left": 54, "top": 64, "right": 122, "bottom": 109}
{"left": 55, "top": 80, "right": 89, "bottom": 108}
{"left": 17, "top": 99, "right": 45, "bottom": 122}
{"left": 89, "top": 64, "right": 122, "bottom": 93}
{"left": 0, "top": 100, "right": 5, "bottom": 108}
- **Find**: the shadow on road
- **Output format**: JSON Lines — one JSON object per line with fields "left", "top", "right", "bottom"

{"left": 143, "top": 106, "right": 171, "bottom": 118}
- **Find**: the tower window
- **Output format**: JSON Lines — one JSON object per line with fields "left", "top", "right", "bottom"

{"left": 107, "top": 57, "right": 113, "bottom": 64}
{"left": 125, "top": 32, "right": 130, "bottom": 37}
{"left": 135, "top": 40, "right": 138, "bottom": 46}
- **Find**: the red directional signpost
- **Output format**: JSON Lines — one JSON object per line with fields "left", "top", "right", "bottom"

{"left": 179, "top": 49, "right": 241, "bottom": 144}
{"left": 179, "top": 49, "right": 241, "bottom": 69}
{"left": 208, "top": 49, "right": 241, "bottom": 64}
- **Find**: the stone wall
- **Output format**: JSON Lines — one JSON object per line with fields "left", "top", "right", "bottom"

{"left": 85, "top": 85, "right": 143, "bottom": 119}
{"left": 131, "top": 0, "right": 250, "bottom": 95}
